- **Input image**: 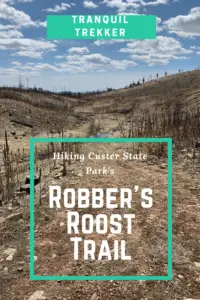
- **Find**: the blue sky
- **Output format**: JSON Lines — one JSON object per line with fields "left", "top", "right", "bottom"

{"left": 0, "top": 0, "right": 199, "bottom": 91}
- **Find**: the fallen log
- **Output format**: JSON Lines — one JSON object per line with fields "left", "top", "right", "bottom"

{"left": 10, "top": 118, "right": 33, "bottom": 128}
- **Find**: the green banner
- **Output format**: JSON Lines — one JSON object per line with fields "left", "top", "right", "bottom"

{"left": 47, "top": 15, "right": 156, "bottom": 40}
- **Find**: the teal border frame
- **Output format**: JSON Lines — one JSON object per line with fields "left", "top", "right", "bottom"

{"left": 30, "top": 137, "right": 172, "bottom": 281}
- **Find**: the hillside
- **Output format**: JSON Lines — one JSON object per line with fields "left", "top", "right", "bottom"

{"left": 1, "top": 70, "right": 200, "bottom": 134}
{"left": 0, "top": 70, "right": 200, "bottom": 300}
{"left": 75, "top": 70, "right": 200, "bottom": 114}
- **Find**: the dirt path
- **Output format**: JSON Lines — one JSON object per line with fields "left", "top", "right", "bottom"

{"left": 0, "top": 143, "right": 200, "bottom": 300}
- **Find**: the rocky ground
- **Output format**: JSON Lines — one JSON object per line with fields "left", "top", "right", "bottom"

{"left": 1, "top": 70, "right": 200, "bottom": 299}
{"left": 0, "top": 141, "right": 200, "bottom": 300}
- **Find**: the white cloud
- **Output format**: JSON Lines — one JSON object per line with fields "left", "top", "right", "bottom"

{"left": 38, "top": 21, "right": 47, "bottom": 27}
{"left": 119, "top": 36, "right": 192, "bottom": 65}
{"left": 11, "top": 50, "right": 43, "bottom": 59}
{"left": 94, "top": 39, "right": 126, "bottom": 46}
{"left": 17, "top": 0, "right": 34, "bottom": 2}
{"left": 84, "top": 1, "right": 98, "bottom": 9}
{"left": 102, "top": 0, "right": 168, "bottom": 12}
{"left": 130, "top": 53, "right": 188, "bottom": 66}
{"left": 0, "top": 38, "right": 57, "bottom": 58}
{"left": 55, "top": 55, "right": 64, "bottom": 59}
{"left": 0, "top": 2, "right": 53, "bottom": 58}
{"left": 56, "top": 53, "right": 137, "bottom": 73}
{"left": 5, "top": 52, "right": 137, "bottom": 78}
{"left": 3, "top": 0, "right": 34, "bottom": 3}
{"left": 144, "top": 0, "right": 168, "bottom": 6}
{"left": 164, "top": 7, "right": 200, "bottom": 38}
{"left": 68, "top": 47, "right": 90, "bottom": 55}
{"left": 10, "top": 61, "right": 61, "bottom": 73}
{"left": 0, "top": 38, "right": 56, "bottom": 51}
{"left": 5, "top": 49, "right": 129, "bottom": 78}
{"left": 192, "top": 47, "right": 200, "bottom": 55}
{"left": 102, "top": 0, "right": 140, "bottom": 13}
{"left": 156, "top": 17, "right": 163, "bottom": 33}
{"left": 33, "top": 63, "right": 61, "bottom": 72}
{"left": 43, "top": 3, "right": 71, "bottom": 13}
{"left": 0, "top": 24, "right": 15, "bottom": 30}
{"left": 0, "top": 29, "right": 23, "bottom": 38}
{"left": 0, "top": 66, "right": 39, "bottom": 77}
{"left": 190, "top": 46, "right": 200, "bottom": 50}
{"left": 3, "top": 64, "right": 38, "bottom": 80}
{"left": 0, "top": 2, "right": 46, "bottom": 29}
{"left": 0, "top": 2, "right": 37, "bottom": 27}
{"left": 11, "top": 61, "right": 21, "bottom": 66}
